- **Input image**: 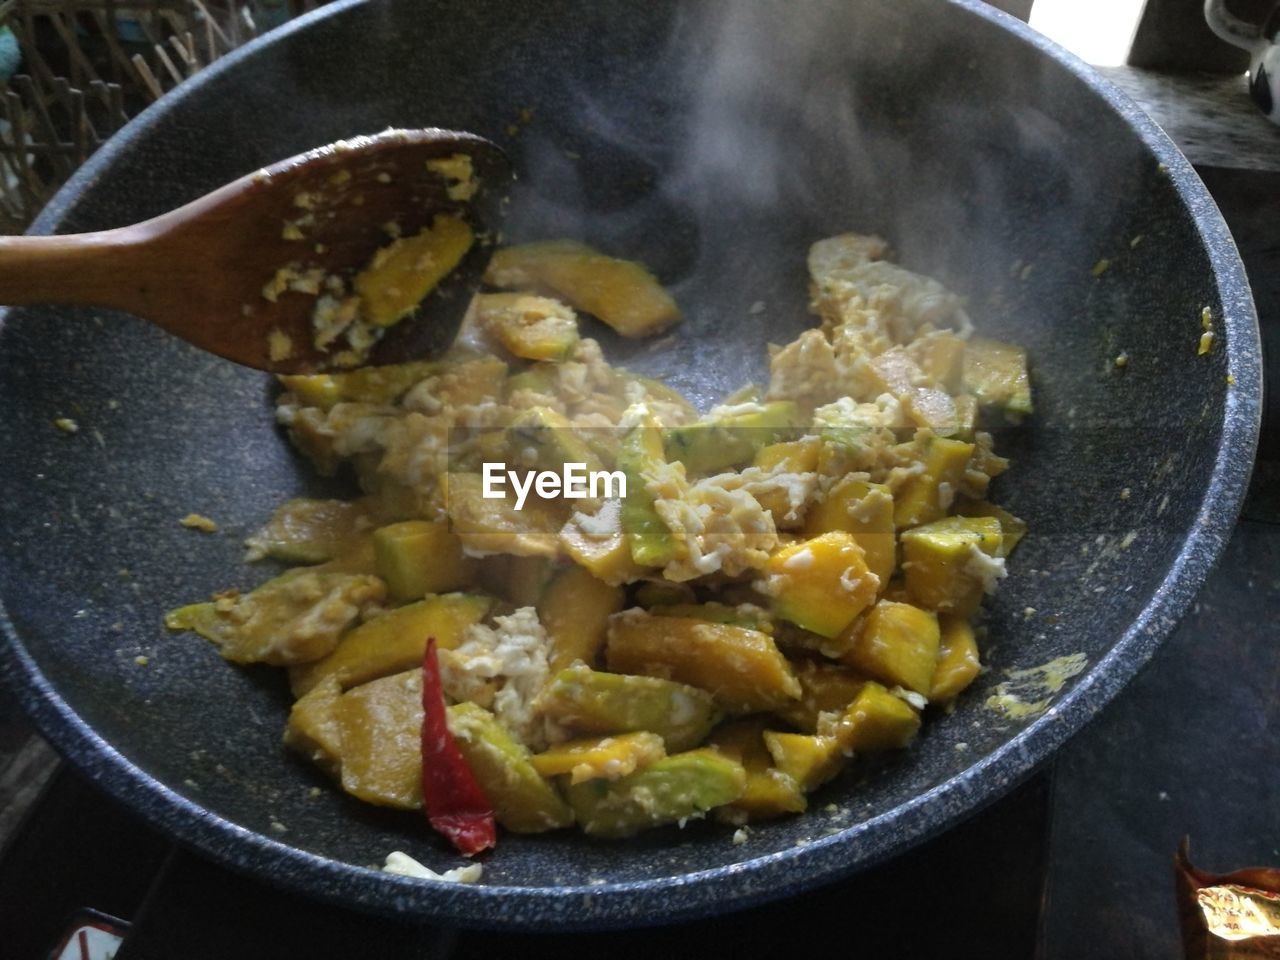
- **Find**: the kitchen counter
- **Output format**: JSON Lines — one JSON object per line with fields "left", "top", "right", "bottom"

{"left": 1097, "top": 66, "right": 1280, "bottom": 173}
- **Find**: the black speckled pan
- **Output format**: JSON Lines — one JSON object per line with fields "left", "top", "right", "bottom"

{"left": 0, "top": 0, "right": 1262, "bottom": 931}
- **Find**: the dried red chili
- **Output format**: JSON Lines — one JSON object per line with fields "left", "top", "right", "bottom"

{"left": 421, "top": 637, "right": 496, "bottom": 855}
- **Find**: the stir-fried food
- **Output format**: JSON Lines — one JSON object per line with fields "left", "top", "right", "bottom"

{"left": 167, "top": 233, "right": 1031, "bottom": 845}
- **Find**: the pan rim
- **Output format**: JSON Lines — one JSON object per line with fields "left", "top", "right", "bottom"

{"left": 0, "top": 0, "right": 1263, "bottom": 931}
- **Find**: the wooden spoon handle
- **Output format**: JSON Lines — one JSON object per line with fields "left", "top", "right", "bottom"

{"left": 0, "top": 230, "right": 152, "bottom": 311}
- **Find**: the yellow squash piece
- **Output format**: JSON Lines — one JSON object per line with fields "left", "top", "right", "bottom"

{"left": 446, "top": 472, "right": 565, "bottom": 559}
{"left": 166, "top": 570, "right": 386, "bottom": 667}
{"left": 563, "top": 749, "right": 746, "bottom": 837}
{"left": 863, "top": 345, "right": 927, "bottom": 398}
{"left": 803, "top": 478, "right": 896, "bottom": 588}
{"left": 962, "top": 438, "right": 1011, "bottom": 502}
{"left": 963, "top": 337, "right": 1033, "bottom": 416}
{"left": 163, "top": 601, "right": 221, "bottom": 636}
{"left": 530, "top": 732, "right": 666, "bottom": 784}
{"left": 311, "top": 535, "right": 380, "bottom": 576}
{"left": 821, "top": 680, "right": 922, "bottom": 752}
{"left": 648, "top": 601, "right": 773, "bottom": 634}
{"left": 860, "top": 346, "right": 959, "bottom": 434}
{"left": 282, "top": 676, "right": 344, "bottom": 776}
{"left": 605, "top": 613, "right": 800, "bottom": 713}
{"left": 354, "top": 214, "right": 474, "bottom": 327}
{"left": 762, "top": 731, "right": 845, "bottom": 792}
{"left": 840, "top": 600, "right": 941, "bottom": 696}
{"left": 373, "top": 520, "right": 478, "bottom": 600}
{"left": 538, "top": 564, "right": 625, "bottom": 672}
{"left": 334, "top": 669, "right": 424, "bottom": 809}
{"left": 473, "top": 292, "right": 580, "bottom": 361}
{"left": 951, "top": 393, "right": 979, "bottom": 440}
{"left": 907, "top": 332, "right": 966, "bottom": 392}
{"left": 663, "top": 401, "right": 801, "bottom": 475}
{"left": 753, "top": 438, "right": 822, "bottom": 474}
{"left": 929, "top": 615, "right": 982, "bottom": 702}
{"left": 421, "top": 355, "right": 510, "bottom": 409}
{"left": 278, "top": 359, "right": 441, "bottom": 410}
{"left": 764, "top": 532, "right": 880, "bottom": 638}
{"left": 536, "top": 664, "right": 721, "bottom": 753}
{"left": 956, "top": 500, "right": 1026, "bottom": 556}
{"left": 709, "top": 719, "right": 807, "bottom": 821}
{"left": 618, "top": 411, "right": 681, "bottom": 567}
{"left": 559, "top": 502, "right": 645, "bottom": 586}
{"left": 893, "top": 435, "right": 975, "bottom": 529}
{"left": 905, "top": 386, "right": 962, "bottom": 435}
{"left": 290, "top": 593, "right": 491, "bottom": 696}
{"left": 771, "top": 659, "right": 870, "bottom": 733}
{"left": 349, "top": 456, "right": 425, "bottom": 524}
{"left": 900, "top": 515, "right": 1004, "bottom": 618}
{"left": 484, "top": 240, "right": 681, "bottom": 337}
{"left": 446, "top": 702, "right": 575, "bottom": 833}
{"left": 246, "top": 498, "right": 373, "bottom": 565}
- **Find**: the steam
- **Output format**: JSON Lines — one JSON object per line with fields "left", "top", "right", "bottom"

{"left": 502, "top": 0, "right": 1146, "bottom": 402}
{"left": 667, "top": 1, "right": 841, "bottom": 213}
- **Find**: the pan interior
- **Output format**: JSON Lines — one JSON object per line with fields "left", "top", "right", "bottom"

{"left": 0, "top": 0, "right": 1241, "bottom": 915}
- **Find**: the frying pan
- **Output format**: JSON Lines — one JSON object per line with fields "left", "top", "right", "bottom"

{"left": 0, "top": 0, "right": 1262, "bottom": 931}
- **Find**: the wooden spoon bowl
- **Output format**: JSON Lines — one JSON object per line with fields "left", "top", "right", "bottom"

{"left": 0, "top": 129, "right": 512, "bottom": 373}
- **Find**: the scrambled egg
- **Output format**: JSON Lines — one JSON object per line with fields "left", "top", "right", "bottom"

{"left": 442, "top": 607, "right": 555, "bottom": 750}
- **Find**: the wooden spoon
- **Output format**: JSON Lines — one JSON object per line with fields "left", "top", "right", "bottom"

{"left": 0, "top": 129, "right": 512, "bottom": 374}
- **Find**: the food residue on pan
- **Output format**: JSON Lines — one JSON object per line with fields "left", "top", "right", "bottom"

{"left": 984, "top": 653, "right": 1088, "bottom": 719}
{"left": 1199, "top": 306, "right": 1215, "bottom": 356}
{"left": 293, "top": 209, "right": 476, "bottom": 368}
{"left": 268, "top": 328, "right": 294, "bottom": 363}
{"left": 383, "top": 851, "right": 484, "bottom": 883}
{"left": 259, "top": 149, "right": 487, "bottom": 367}
{"left": 179, "top": 513, "right": 219, "bottom": 533}
{"left": 53, "top": 417, "right": 79, "bottom": 434}
{"left": 426, "top": 154, "right": 479, "bottom": 202}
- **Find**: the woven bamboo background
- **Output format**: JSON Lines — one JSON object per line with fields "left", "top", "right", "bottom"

{"left": 0, "top": 0, "right": 325, "bottom": 232}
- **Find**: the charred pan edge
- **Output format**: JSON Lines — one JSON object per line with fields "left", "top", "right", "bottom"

{"left": 0, "top": 0, "right": 1264, "bottom": 932}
